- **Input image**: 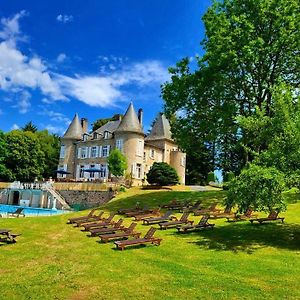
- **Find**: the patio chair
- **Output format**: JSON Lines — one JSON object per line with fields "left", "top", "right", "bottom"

{"left": 8, "top": 208, "right": 25, "bottom": 218}
{"left": 125, "top": 206, "right": 152, "bottom": 217}
{"left": 177, "top": 215, "right": 215, "bottom": 233}
{"left": 159, "top": 212, "right": 194, "bottom": 229}
{"left": 118, "top": 203, "right": 142, "bottom": 215}
{"left": 142, "top": 210, "right": 175, "bottom": 225}
{"left": 81, "top": 212, "right": 116, "bottom": 231}
{"left": 180, "top": 200, "right": 202, "bottom": 213}
{"left": 68, "top": 208, "right": 99, "bottom": 224}
{"left": 114, "top": 227, "right": 162, "bottom": 250}
{"left": 73, "top": 211, "right": 104, "bottom": 226}
{"left": 89, "top": 219, "right": 124, "bottom": 237}
{"left": 209, "top": 205, "right": 234, "bottom": 219}
{"left": 194, "top": 203, "right": 218, "bottom": 216}
{"left": 160, "top": 200, "right": 180, "bottom": 209}
{"left": 133, "top": 208, "right": 161, "bottom": 221}
{"left": 99, "top": 223, "right": 140, "bottom": 243}
{"left": 249, "top": 210, "right": 284, "bottom": 224}
{"left": 226, "top": 208, "right": 258, "bottom": 222}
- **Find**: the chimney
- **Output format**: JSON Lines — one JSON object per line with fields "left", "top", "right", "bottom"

{"left": 138, "top": 108, "right": 143, "bottom": 126}
{"left": 81, "top": 118, "right": 88, "bottom": 133}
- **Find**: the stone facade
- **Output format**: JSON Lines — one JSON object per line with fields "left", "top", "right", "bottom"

{"left": 58, "top": 103, "right": 186, "bottom": 185}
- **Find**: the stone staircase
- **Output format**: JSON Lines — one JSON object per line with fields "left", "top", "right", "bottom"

{"left": 44, "top": 186, "right": 71, "bottom": 210}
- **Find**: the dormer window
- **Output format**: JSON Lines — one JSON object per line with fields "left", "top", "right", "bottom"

{"left": 93, "top": 132, "right": 98, "bottom": 140}
{"left": 83, "top": 134, "right": 88, "bottom": 141}
{"left": 104, "top": 131, "right": 109, "bottom": 139}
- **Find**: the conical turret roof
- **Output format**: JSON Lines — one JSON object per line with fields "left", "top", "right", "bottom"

{"left": 145, "top": 113, "right": 172, "bottom": 141}
{"left": 62, "top": 113, "right": 83, "bottom": 140}
{"left": 115, "top": 102, "right": 143, "bottom": 134}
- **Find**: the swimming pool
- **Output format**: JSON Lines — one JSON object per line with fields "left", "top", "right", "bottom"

{"left": 0, "top": 204, "right": 71, "bottom": 217}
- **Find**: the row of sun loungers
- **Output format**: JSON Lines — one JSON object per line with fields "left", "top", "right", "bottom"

{"left": 67, "top": 202, "right": 285, "bottom": 250}
{"left": 0, "top": 229, "right": 21, "bottom": 243}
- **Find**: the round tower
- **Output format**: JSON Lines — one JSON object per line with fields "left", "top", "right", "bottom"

{"left": 114, "top": 103, "right": 145, "bottom": 184}
{"left": 58, "top": 114, "right": 83, "bottom": 178}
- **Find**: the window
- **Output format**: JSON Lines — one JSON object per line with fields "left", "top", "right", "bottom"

{"left": 136, "top": 163, "right": 142, "bottom": 179}
{"left": 93, "top": 132, "right": 98, "bottom": 139}
{"left": 104, "top": 131, "right": 109, "bottom": 139}
{"left": 79, "top": 165, "right": 85, "bottom": 178}
{"left": 83, "top": 134, "right": 88, "bottom": 141}
{"left": 81, "top": 147, "right": 87, "bottom": 158}
{"left": 58, "top": 165, "right": 67, "bottom": 178}
{"left": 116, "top": 139, "right": 123, "bottom": 152}
{"left": 59, "top": 145, "right": 65, "bottom": 158}
{"left": 150, "top": 149, "right": 155, "bottom": 159}
{"left": 136, "top": 140, "right": 143, "bottom": 156}
{"left": 91, "top": 146, "right": 97, "bottom": 158}
{"left": 143, "top": 152, "right": 146, "bottom": 161}
{"left": 102, "top": 145, "right": 110, "bottom": 157}
{"left": 100, "top": 164, "right": 107, "bottom": 178}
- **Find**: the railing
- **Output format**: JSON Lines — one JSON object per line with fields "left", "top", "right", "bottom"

{"left": 44, "top": 186, "right": 70, "bottom": 210}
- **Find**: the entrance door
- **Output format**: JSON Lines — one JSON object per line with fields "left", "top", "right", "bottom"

{"left": 12, "top": 191, "right": 19, "bottom": 205}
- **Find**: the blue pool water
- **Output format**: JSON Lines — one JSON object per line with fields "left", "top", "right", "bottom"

{"left": 0, "top": 204, "right": 71, "bottom": 217}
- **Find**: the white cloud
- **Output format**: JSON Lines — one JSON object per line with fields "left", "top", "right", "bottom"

{"left": 56, "top": 15, "right": 74, "bottom": 23}
{"left": 45, "top": 124, "right": 67, "bottom": 135}
{"left": 0, "top": 10, "right": 28, "bottom": 46}
{"left": 0, "top": 12, "right": 169, "bottom": 111}
{"left": 39, "top": 108, "right": 71, "bottom": 126}
{"left": 56, "top": 53, "right": 67, "bottom": 63}
{"left": 14, "top": 90, "right": 31, "bottom": 114}
{"left": 11, "top": 123, "right": 20, "bottom": 130}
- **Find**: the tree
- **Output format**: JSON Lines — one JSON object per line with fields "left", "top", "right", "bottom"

{"left": 36, "top": 130, "right": 60, "bottom": 179}
{"left": 4, "top": 130, "right": 45, "bottom": 181}
{"left": 162, "top": 0, "right": 300, "bottom": 174}
{"left": 0, "top": 131, "right": 13, "bottom": 181}
{"left": 107, "top": 149, "right": 127, "bottom": 177}
{"left": 146, "top": 162, "right": 179, "bottom": 186}
{"left": 226, "top": 164, "right": 286, "bottom": 213}
{"left": 22, "top": 121, "right": 38, "bottom": 133}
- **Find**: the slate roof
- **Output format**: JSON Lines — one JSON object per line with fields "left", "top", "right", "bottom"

{"left": 145, "top": 113, "right": 173, "bottom": 141}
{"left": 114, "top": 102, "right": 143, "bottom": 134}
{"left": 62, "top": 114, "right": 83, "bottom": 140}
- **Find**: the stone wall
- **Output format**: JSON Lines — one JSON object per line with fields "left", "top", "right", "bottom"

{"left": 58, "top": 190, "right": 115, "bottom": 210}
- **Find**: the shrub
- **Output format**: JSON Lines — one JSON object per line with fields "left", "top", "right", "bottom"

{"left": 223, "top": 171, "right": 235, "bottom": 182}
{"left": 226, "top": 164, "right": 286, "bottom": 213}
{"left": 146, "top": 162, "right": 179, "bottom": 186}
{"left": 206, "top": 172, "right": 216, "bottom": 184}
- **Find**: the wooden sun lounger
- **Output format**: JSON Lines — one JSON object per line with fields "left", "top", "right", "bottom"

{"left": 180, "top": 200, "right": 202, "bottom": 213}
{"left": 118, "top": 204, "right": 142, "bottom": 215}
{"left": 89, "top": 219, "right": 124, "bottom": 237}
{"left": 125, "top": 207, "right": 153, "bottom": 217}
{"left": 194, "top": 203, "right": 218, "bottom": 216}
{"left": 99, "top": 223, "right": 140, "bottom": 243}
{"left": 249, "top": 211, "right": 284, "bottom": 224}
{"left": 226, "top": 208, "right": 258, "bottom": 222}
{"left": 0, "top": 229, "right": 21, "bottom": 243}
{"left": 133, "top": 209, "right": 161, "bottom": 221}
{"left": 209, "top": 205, "right": 233, "bottom": 219}
{"left": 8, "top": 208, "right": 25, "bottom": 218}
{"left": 68, "top": 208, "right": 99, "bottom": 224}
{"left": 159, "top": 212, "right": 194, "bottom": 229}
{"left": 81, "top": 213, "right": 116, "bottom": 231}
{"left": 142, "top": 210, "right": 175, "bottom": 225}
{"left": 73, "top": 211, "right": 104, "bottom": 226}
{"left": 177, "top": 215, "right": 215, "bottom": 233}
{"left": 114, "top": 227, "right": 162, "bottom": 250}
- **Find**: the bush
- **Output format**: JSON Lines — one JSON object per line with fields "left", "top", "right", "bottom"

{"left": 146, "top": 162, "right": 179, "bottom": 186}
{"left": 107, "top": 149, "right": 127, "bottom": 177}
{"left": 223, "top": 171, "right": 235, "bottom": 182}
{"left": 206, "top": 172, "right": 216, "bottom": 184}
{"left": 226, "top": 164, "right": 286, "bottom": 213}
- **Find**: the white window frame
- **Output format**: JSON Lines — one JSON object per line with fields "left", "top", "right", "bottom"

{"left": 104, "top": 131, "right": 109, "bottom": 139}
{"left": 59, "top": 145, "right": 65, "bottom": 159}
{"left": 150, "top": 149, "right": 155, "bottom": 159}
{"left": 136, "top": 140, "right": 143, "bottom": 157}
{"left": 91, "top": 146, "right": 97, "bottom": 158}
{"left": 102, "top": 145, "right": 110, "bottom": 157}
{"left": 116, "top": 139, "right": 123, "bottom": 152}
{"left": 81, "top": 147, "right": 87, "bottom": 159}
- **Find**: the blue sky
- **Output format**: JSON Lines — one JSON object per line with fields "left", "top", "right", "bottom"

{"left": 0, "top": 0, "right": 211, "bottom": 135}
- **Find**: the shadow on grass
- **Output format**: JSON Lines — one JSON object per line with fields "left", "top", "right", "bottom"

{"left": 283, "top": 193, "right": 300, "bottom": 204}
{"left": 174, "top": 222, "right": 300, "bottom": 254}
{"left": 103, "top": 191, "right": 226, "bottom": 212}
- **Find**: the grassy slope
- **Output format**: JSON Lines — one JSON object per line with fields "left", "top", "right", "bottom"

{"left": 0, "top": 187, "right": 299, "bottom": 300}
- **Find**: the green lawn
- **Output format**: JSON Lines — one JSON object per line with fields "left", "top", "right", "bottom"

{"left": 0, "top": 188, "right": 299, "bottom": 300}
